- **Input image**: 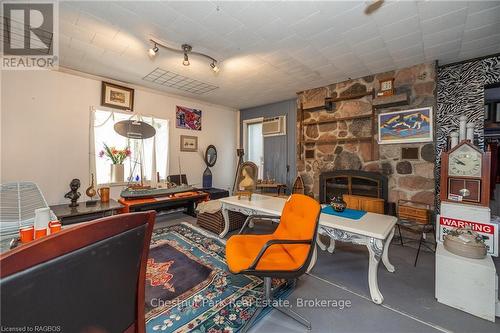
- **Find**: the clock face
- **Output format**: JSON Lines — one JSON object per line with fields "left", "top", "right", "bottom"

{"left": 381, "top": 80, "right": 393, "bottom": 91}
{"left": 448, "top": 144, "right": 482, "bottom": 177}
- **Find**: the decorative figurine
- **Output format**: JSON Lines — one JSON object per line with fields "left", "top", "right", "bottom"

{"left": 85, "top": 173, "right": 98, "bottom": 206}
{"left": 64, "top": 178, "right": 81, "bottom": 208}
{"left": 330, "top": 195, "right": 347, "bottom": 212}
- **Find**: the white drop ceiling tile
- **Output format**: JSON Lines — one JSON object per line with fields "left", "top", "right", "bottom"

{"left": 458, "top": 44, "right": 500, "bottom": 63}
{"left": 273, "top": 1, "right": 320, "bottom": 22}
{"left": 372, "top": 1, "right": 419, "bottom": 26}
{"left": 225, "top": 26, "right": 262, "bottom": 46}
{"left": 59, "top": 20, "right": 95, "bottom": 43}
{"left": 76, "top": 13, "right": 119, "bottom": 39}
{"left": 388, "top": 43, "right": 424, "bottom": 60}
{"left": 417, "top": 1, "right": 468, "bottom": 21}
{"left": 423, "top": 25, "right": 465, "bottom": 48}
{"left": 465, "top": 5, "right": 500, "bottom": 30}
{"left": 202, "top": 10, "right": 244, "bottom": 36}
{"left": 318, "top": 40, "right": 353, "bottom": 58}
{"left": 228, "top": 2, "right": 279, "bottom": 28}
{"left": 290, "top": 11, "right": 339, "bottom": 39}
{"left": 254, "top": 18, "right": 291, "bottom": 41}
{"left": 385, "top": 31, "right": 422, "bottom": 50}
{"left": 116, "top": 2, "right": 179, "bottom": 30}
{"left": 467, "top": 1, "right": 500, "bottom": 14}
{"left": 91, "top": 32, "right": 128, "bottom": 55}
{"left": 420, "top": 8, "right": 467, "bottom": 35}
{"left": 166, "top": 1, "right": 217, "bottom": 22}
{"left": 378, "top": 15, "right": 420, "bottom": 41}
{"left": 314, "top": 1, "right": 361, "bottom": 15}
{"left": 461, "top": 33, "right": 500, "bottom": 53}
{"left": 462, "top": 22, "right": 500, "bottom": 43}
{"left": 343, "top": 21, "right": 381, "bottom": 46}
{"left": 425, "top": 43, "right": 461, "bottom": 59}
{"left": 69, "top": 37, "right": 105, "bottom": 58}
{"left": 350, "top": 37, "right": 386, "bottom": 56}
{"left": 59, "top": 2, "right": 80, "bottom": 25}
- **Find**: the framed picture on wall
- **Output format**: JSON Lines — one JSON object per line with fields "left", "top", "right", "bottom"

{"left": 101, "top": 82, "right": 134, "bottom": 110}
{"left": 180, "top": 135, "right": 198, "bottom": 152}
{"left": 176, "top": 105, "right": 202, "bottom": 130}
{"left": 378, "top": 107, "right": 433, "bottom": 144}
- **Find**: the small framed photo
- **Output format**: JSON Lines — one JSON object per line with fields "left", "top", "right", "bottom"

{"left": 101, "top": 82, "right": 134, "bottom": 111}
{"left": 180, "top": 135, "right": 198, "bottom": 152}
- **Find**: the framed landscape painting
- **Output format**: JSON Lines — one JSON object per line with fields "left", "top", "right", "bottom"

{"left": 378, "top": 107, "right": 433, "bottom": 144}
{"left": 101, "top": 82, "right": 134, "bottom": 110}
{"left": 176, "top": 105, "right": 202, "bottom": 130}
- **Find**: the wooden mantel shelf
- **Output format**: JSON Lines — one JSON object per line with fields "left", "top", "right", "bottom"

{"left": 304, "top": 136, "right": 372, "bottom": 144}
{"left": 303, "top": 113, "right": 372, "bottom": 126}
{"left": 372, "top": 93, "right": 409, "bottom": 109}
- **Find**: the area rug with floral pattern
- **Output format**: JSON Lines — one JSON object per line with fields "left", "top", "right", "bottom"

{"left": 146, "top": 222, "right": 290, "bottom": 333}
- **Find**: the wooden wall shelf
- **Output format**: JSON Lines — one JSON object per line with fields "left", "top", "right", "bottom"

{"left": 325, "top": 90, "right": 375, "bottom": 103}
{"left": 304, "top": 136, "right": 372, "bottom": 144}
{"left": 303, "top": 114, "right": 372, "bottom": 126}
{"left": 373, "top": 93, "right": 409, "bottom": 109}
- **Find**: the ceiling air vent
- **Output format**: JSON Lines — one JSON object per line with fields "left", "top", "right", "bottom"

{"left": 262, "top": 116, "right": 286, "bottom": 137}
{"left": 143, "top": 67, "right": 218, "bottom": 95}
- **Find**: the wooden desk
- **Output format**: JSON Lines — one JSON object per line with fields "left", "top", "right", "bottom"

{"left": 218, "top": 194, "right": 397, "bottom": 304}
{"left": 119, "top": 191, "right": 209, "bottom": 216}
{"left": 50, "top": 199, "right": 123, "bottom": 225}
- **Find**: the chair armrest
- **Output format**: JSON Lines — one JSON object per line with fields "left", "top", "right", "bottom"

{"left": 248, "top": 239, "right": 312, "bottom": 270}
{"left": 238, "top": 214, "right": 280, "bottom": 234}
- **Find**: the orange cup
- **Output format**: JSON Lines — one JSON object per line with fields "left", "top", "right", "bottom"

{"left": 34, "top": 228, "right": 47, "bottom": 239}
{"left": 20, "top": 226, "right": 34, "bottom": 243}
{"left": 49, "top": 221, "right": 62, "bottom": 234}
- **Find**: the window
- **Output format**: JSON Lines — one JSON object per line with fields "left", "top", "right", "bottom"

{"left": 243, "top": 118, "right": 264, "bottom": 179}
{"left": 92, "top": 109, "right": 169, "bottom": 184}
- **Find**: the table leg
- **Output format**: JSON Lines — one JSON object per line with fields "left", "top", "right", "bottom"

{"left": 367, "top": 238, "right": 384, "bottom": 304}
{"left": 316, "top": 234, "right": 328, "bottom": 251}
{"left": 382, "top": 228, "right": 395, "bottom": 273}
{"left": 219, "top": 205, "right": 230, "bottom": 239}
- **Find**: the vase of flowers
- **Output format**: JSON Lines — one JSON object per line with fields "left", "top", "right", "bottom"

{"left": 99, "top": 144, "right": 131, "bottom": 183}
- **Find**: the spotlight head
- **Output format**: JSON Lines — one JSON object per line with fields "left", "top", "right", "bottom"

{"left": 148, "top": 44, "right": 159, "bottom": 58}
{"left": 364, "top": 0, "right": 384, "bottom": 15}
{"left": 210, "top": 61, "right": 220, "bottom": 73}
{"left": 183, "top": 53, "right": 190, "bottom": 66}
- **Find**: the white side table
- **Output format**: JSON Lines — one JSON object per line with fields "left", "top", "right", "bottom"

{"left": 435, "top": 244, "right": 500, "bottom": 322}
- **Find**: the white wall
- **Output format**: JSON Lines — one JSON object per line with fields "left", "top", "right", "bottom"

{"left": 1, "top": 69, "right": 237, "bottom": 204}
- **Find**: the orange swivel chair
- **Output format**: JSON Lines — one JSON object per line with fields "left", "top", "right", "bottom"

{"left": 226, "top": 194, "right": 321, "bottom": 332}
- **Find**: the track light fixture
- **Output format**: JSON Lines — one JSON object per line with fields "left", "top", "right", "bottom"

{"left": 148, "top": 43, "right": 159, "bottom": 58}
{"left": 210, "top": 61, "right": 220, "bottom": 73}
{"left": 148, "top": 39, "right": 220, "bottom": 73}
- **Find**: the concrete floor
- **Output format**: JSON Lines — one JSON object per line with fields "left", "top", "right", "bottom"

{"left": 154, "top": 212, "right": 500, "bottom": 333}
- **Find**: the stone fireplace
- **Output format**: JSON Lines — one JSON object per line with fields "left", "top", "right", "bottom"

{"left": 296, "top": 62, "right": 436, "bottom": 207}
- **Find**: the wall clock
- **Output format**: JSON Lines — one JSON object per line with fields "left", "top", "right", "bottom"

{"left": 378, "top": 78, "right": 394, "bottom": 96}
{"left": 440, "top": 141, "right": 491, "bottom": 206}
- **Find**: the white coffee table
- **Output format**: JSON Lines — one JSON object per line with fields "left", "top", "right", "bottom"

{"left": 218, "top": 194, "right": 397, "bottom": 304}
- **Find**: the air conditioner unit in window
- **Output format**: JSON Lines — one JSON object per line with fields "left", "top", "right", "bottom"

{"left": 262, "top": 115, "right": 286, "bottom": 137}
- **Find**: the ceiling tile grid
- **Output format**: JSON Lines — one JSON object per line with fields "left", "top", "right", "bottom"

{"left": 56, "top": 1, "right": 500, "bottom": 109}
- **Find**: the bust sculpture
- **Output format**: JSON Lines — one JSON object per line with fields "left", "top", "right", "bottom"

{"left": 64, "top": 178, "right": 81, "bottom": 207}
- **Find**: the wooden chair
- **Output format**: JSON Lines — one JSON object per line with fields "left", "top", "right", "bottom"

{"left": 0, "top": 211, "right": 156, "bottom": 333}
{"left": 226, "top": 194, "right": 321, "bottom": 332}
{"left": 395, "top": 199, "right": 435, "bottom": 266}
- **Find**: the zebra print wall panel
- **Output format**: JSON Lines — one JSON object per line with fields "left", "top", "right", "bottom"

{"left": 435, "top": 55, "right": 500, "bottom": 209}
